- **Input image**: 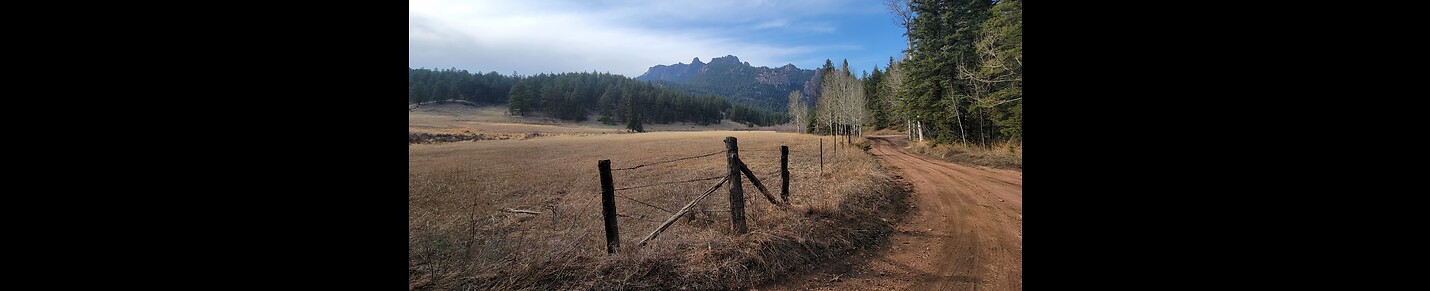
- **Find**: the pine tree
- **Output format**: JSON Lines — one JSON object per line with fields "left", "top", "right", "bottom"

{"left": 902, "top": 0, "right": 994, "bottom": 145}
{"left": 508, "top": 82, "right": 530, "bottom": 115}
{"left": 625, "top": 94, "right": 644, "bottom": 132}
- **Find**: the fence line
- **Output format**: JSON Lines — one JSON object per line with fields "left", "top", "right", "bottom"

{"left": 614, "top": 175, "right": 724, "bottom": 191}
{"left": 599, "top": 137, "right": 799, "bottom": 251}
{"left": 612, "top": 150, "right": 724, "bottom": 171}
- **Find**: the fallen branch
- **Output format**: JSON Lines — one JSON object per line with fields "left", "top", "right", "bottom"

{"left": 501, "top": 208, "right": 541, "bottom": 215}
{"left": 638, "top": 176, "right": 729, "bottom": 246}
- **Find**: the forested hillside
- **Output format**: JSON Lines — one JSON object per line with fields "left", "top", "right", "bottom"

{"left": 508, "top": 72, "right": 787, "bottom": 130}
{"left": 408, "top": 67, "right": 516, "bottom": 105}
{"left": 637, "top": 55, "right": 814, "bottom": 112}
{"left": 409, "top": 68, "right": 786, "bottom": 131}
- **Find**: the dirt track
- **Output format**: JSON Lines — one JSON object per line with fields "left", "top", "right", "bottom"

{"left": 769, "top": 135, "right": 1023, "bottom": 290}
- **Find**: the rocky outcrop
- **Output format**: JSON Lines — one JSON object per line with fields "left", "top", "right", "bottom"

{"left": 635, "top": 55, "right": 817, "bottom": 111}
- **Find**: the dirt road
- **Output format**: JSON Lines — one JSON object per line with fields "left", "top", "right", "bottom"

{"left": 769, "top": 136, "right": 1023, "bottom": 290}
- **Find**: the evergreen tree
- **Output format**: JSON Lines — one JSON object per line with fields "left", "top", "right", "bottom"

{"left": 508, "top": 82, "right": 530, "bottom": 115}
{"left": 625, "top": 93, "right": 644, "bottom": 132}
{"left": 901, "top": 0, "right": 994, "bottom": 145}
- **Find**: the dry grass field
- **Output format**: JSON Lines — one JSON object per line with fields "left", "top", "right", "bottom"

{"left": 409, "top": 103, "right": 787, "bottom": 138}
{"left": 409, "top": 131, "right": 905, "bottom": 290}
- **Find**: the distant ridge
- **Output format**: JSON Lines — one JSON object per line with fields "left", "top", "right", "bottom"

{"left": 635, "top": 55, "right": 816, "bottom": 112}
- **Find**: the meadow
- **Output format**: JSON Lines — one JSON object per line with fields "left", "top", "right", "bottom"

{"left": 409, "top": 129, "right": 904, "bottom": 289}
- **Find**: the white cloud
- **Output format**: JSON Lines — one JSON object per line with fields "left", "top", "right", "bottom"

{"left": 754, "top": 19, "right": 789, "bottom": 29}
{"left": 409, "top": 0, "right": 866, "bottom": 76}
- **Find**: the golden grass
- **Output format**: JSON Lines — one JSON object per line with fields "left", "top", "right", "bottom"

{"left": 408, "top": 103, "right": 791, "bottom": 138}
{"left": 409, "top": 131, "right": 904, "bottom": 290}
{"left": 907, "top": 139, "right": 1023, "bottom": 170}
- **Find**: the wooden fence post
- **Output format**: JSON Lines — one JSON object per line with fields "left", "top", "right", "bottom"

{"left": 725, "top": 137, "right": 748, "bottom": 234}
{"left": 820, "top": 138, "right": 824, "bottom": 175}
{"left": 598, "top": 160, "right": 619, "bottom": 254}
{"left": 780, "top": 145, "right": 789, "bottom": 202}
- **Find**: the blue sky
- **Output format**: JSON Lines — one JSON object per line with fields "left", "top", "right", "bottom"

{"left": 409, "top": 0, "right": 908, "bottom": 78}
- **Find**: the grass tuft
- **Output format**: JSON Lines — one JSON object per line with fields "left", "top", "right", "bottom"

{"left": 907, "top": 139, "right": 1022, "bottom": 170}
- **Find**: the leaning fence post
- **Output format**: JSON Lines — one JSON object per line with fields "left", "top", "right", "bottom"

{"left": 738, "top": 159, "right": 780, "bottom": 207}
{"left": 598, "top": 159, "right": 620, "bottom": 254}
{"left": 725, "top": 137, "right": 748, "bottom": 234}
{"left": 781, "top": 145, "right": 789, "bottom": 202}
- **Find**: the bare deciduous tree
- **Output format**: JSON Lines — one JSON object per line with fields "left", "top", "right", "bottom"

{"left": 955, "top": 24, "right": 1023, "bottom": 148}
{"left": 816, "top": 67, "right": 868, "bottom": 140}
{"left": 786, "top": 91, "right": 808, "bottom": 133}
{"left": 886, "top": 0, "right": 914, "bottom": 60}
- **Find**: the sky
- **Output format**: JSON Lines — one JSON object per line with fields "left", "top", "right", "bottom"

{"left": 409, "top": 0, "right": 908, "bottom": 78}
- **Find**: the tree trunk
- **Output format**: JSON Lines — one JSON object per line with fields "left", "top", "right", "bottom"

{"left": 984, "top": 108, "right": 994, "bottom": 149}
{"left": 917, "top": 119, "right": 924, "bottom": 141}
{"left": 954, "top": 99, "right": 968, "bottom": 145}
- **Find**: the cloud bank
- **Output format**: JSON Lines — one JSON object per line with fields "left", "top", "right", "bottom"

{"left": 409, "top": 0, "right": 894, "bottom": 77}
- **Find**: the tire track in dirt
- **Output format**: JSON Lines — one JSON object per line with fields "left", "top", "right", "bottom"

{"left": 766, "top": 136, "right": 1022, "bottom": 290}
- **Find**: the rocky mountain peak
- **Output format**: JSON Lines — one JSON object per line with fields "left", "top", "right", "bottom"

{"left": 709, "top": 55, "right": 741, "bottom": 65}
{"left": 635, "top": 55, "right": 817, "bottom": 112}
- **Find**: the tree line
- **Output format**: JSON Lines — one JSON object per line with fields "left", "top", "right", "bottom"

{"left": 650, "top": 80, "right": 791, "bottom": 112}
{"left": 888, "top": 0, "right": 1022, "bottom": 147}
{"left": 816, "top": 59, "right": 868, "bottom": 137}
{"left": 507, "top": 72, "right": 787, "bottom": 131}
{"left": 646, "top": 64, "right": 813, "bottom": 113}
{"left": 787, "top": 0, "right": 1021, "bottom": 149}
{"left": 408, "top": 68, "right": 787, "bottom": 132}
{"left": 408, "top": 67, "right": 516, "bottom": 105}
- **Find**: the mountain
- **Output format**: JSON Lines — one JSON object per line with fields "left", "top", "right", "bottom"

{"left": 635, "top": 55, "right": 816, "bottom": 112}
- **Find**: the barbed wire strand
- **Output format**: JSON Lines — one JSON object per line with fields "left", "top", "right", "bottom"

{"left": 614, "top": 175, "right": 725, "bottom": 191}
{"left": 569, "top": 194, "right": 602, "bottom": 240}
{"left": 612, "top": 150, "right": 725, "bottom": 171}
{"left": 616, "top": 213, "right": 662, "bottom": 223}
{"left": 615, "top": 194, "right": 675, "bottom": 214}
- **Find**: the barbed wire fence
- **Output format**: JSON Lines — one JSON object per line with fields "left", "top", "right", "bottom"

{"left": 611, "top": 150, "right": 724, "bottom": 171}
{"left": 589, "top": 136, "right": 798, "bottom": 254}
{"left": 523, "top": 136, "right": 849, "bottom": 260}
